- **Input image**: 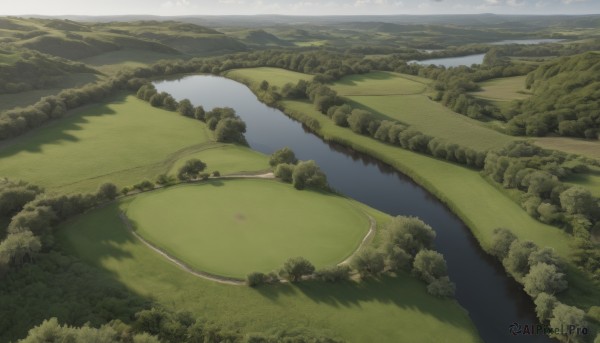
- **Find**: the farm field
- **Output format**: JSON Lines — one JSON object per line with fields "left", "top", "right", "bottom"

{"left": 0, "top": 93, "right": 267, "bottom": 194}
{"left": 81, "top": 49, "right": 183, "bottom": 75}
{"left": 124, "top": 179, "right": 370, "bottom": 278}
{"left": 58, "top": 193, "right": 482, "bottom": 343}
{"left": 471, "top": 76, "right": 531, "bottom": 101}
{"left": 224, "top": 67, "right": 313, "bottom": 88}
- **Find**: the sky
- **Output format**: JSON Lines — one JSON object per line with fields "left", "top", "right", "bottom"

{"left": 0, "top": 0, "right": 598, "bottom": 16}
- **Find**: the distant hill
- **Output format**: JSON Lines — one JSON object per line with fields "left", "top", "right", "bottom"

{"left": 240, "top": 30, "right": 292, "bottom": 47}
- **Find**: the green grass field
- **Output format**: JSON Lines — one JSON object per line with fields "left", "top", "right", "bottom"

{"left": 223, "top": 67, "right": 313, "bottom": 89}
{"left": 125, "top": 179, "right": 369, "bottom": 278}
{"left": 535, "top": 137, "right": 600, "bottom": 160}
{"left": 565, "top": 167, "right": 600, "bottom": 197}
{"left": 471, "top": 76, "right": 531, "bottom": 102}
{"left": 330, "top": 71, "right": 429, "bottom": 96}
{"left": 58, "top": 194, "right": 481, "bottom": 343}
{"left": 345, "top": 94, "right": 515, "bottom": 151}
{"left": 0, "top": 93, "right": 267, "bottom": 194}
{"left": 280, "top": 99, "right": 600, "bottom": 308}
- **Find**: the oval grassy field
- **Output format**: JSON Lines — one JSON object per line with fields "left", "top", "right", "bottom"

{"left": 124, "top": 179, "right": 370, "bottom": 278}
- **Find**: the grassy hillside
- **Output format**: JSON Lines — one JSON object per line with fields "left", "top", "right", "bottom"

{"left": 330, "top": 71, "right": 429, "bottom": 96}
{"left": 58, "top": 200, "right": 482, "bottom": 343}
{"left": 0, "top": 93, "right": 268, "bottom": 194}
{"left": 535, "top": 137, "right": 600, "bottom": 160}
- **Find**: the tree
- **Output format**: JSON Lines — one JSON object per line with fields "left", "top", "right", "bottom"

{"left": 97, "top": 183, "right": 118, "bottom": 201}
{"left": 259, "top": 80, "right": 269, "bottom": 91}
{"left": 177, "top": 159, "right": 207, "bottom": 181}
{"left": 549, "top": 304, "right": 587, "bottom": 343}
{"left": 427, "top": 276, "right": 456, "bottom": 298}
{"left": 384, "top": 216, "right": 436, "bottom": 256}
{"left": 269, "top": 147, "right": 298, "bottom": 167}
{"left": 347, "top": 109, "right": 373, "bottom": 134}
{"left": 384, "top": 245, "right": 412, "bottom": 271}
{"left": 214, "top": 118, "right": 247, "bottom": 144}
{"left": 0, "top": 230, "right": 41, "bottom": 267}
{"left": 246, "top": 272, "right": 268, "bottom": 287}
{"left": 503, "top": 240, "right": 538, "bottom": 279}
{"left": 274, "top": 163, "right": 294, "bottom": 183}
{"left": 534, "top": 292, "right": 557, "bottom": 322}
{"left": 560, "top": 186, "right": 595, "bottom": 217}
{"left": 0, "top": 179, "right": 42, "bottom": 216}
{"left": 280, "top": 257, "right": 315, "bottom": 282}
{"left": 291, "top": 160, "right": 327, "bottom": 190}
{"left": 194, "top": 106, "right": 205, "bottom": 121}
{"left": 412, "top": 249, "right": 449, "bottom": 283}
{"left": 528, "top": 247, "right": 562, "bottom": 271}
{"left": 177, "top": 99, "right": 194, "bottom": 117}
{"left": 8, "top": 205, "right": 57, "bottom": 235}
{"left": 352, "top": 248, "right": 385, "bottom": 276}
{"left": 523, "top": 263, "right": 568, "bottom": 297}
{"left": 489, "top": 227, "right": 518, "bottom": 259}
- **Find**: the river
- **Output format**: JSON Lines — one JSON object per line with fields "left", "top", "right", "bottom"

{"left": 154, "top": 75, "right": 554, "bottom": 343}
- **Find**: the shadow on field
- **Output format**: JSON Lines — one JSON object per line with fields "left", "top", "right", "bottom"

{"left": 334, "top": 71, "right": 394, "bottom": 87}
{"left": 256, "top": 273, "right": 471, "bottom": 328}
{"left": 0, "top": 93, "right": 126, "bottom": 158}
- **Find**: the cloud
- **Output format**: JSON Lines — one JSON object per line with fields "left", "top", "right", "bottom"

{"left": 161, "top": 0, "right": 191, "bottom": 8}
{"left": 561, "top": 0, "right": 588, "bottom": 3}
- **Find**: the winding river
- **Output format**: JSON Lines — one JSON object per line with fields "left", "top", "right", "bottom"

{"left": 154, "top": 75, "right": 554, "bottom": 343}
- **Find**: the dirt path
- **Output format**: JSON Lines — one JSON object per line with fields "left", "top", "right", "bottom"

{"left": 338, "top": 214, "right": 377, "bottom": 266}
{"left": 119, "top": 176, "right": 375, "bottom": 285}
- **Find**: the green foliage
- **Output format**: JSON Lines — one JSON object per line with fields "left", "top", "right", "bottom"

{"left": 177, "top": 159, "right": 207, "bottom": 181}
{"left": 315, "top": 265, "right": 351, "bottom": 282}
{"left": 549, "top": 304, "right": 588, "bottom": 343}
{"left": 291, "top": 160, "right": 327, "bottom": 190}
{"left": 412, "top": 249, "right": 449, "bottom": 284}
{"left": 0, "top": 179, "right": 42, "bottom": 217}
{"left": 0, "top": 230, "right": 40, "bottom": 268}
{"left": 177, "top": 99, "right": 194, "bottom": 117}
{"left": 214, "top": 117, "right": 247, "bottom": 144}
{"left": 274, "top": 163, "right": 295, "bottom": 183}
{"left": 246, "top": 272, "right": 268, "bottom": 287}
{"left": 97, "top": 183, "right": 118, "bottom": 201}
{"left": 523, "top": 263, "right": 568, "bottom": 297}
{"left": 280, "top": 256, "right": 315, "bottom": 282}
{"left": 534, "top": 293, "right": 557, "bottom": 322}
{"left": 384, "top": 216, "right": 436, "bottom": 257}
{"left": 352, "top": 248, "right": 385, "bottom": 277}
{"left": 489, "top": 227, "right": 517, "bottom": 259}
{"left": 503, "top": 240, "right": 538, "bottom": 279}
{"left": 269, "top": 147, "right": 298, "bottom": 167}
{"left": 427, "top": 276, "right": 456, "bottom": 298}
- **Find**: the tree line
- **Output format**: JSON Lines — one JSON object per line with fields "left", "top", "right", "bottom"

{"left": 482, "top": 142, "right": 600, "bottom": 281}
{"left": 489, "top": 227, "right": 597, "bottom": 343}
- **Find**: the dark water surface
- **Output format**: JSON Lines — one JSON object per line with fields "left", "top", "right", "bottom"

{"left": 154, "top": 75, "right": 554, "bottom": 343}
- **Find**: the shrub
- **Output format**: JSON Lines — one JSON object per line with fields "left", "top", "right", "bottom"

{"left": 427, "top": 276, "right": 456, "bottom": 298}
{"left": 534, "top": 292, "right": 557, "bottom": 322}
{"left": 523, "top": 263, "right": 568, "bottom": 297}
{"left": 412, "top": 249, "right": 449, "bottom": 283}
{"left": 246, "top": 272, "right": 267, "bottom": 287}
{"left": 269, "top": 147, "right": 298, "bottom": 167}
{"left": 274, "top": 163, "right": 295, "bottom": 183}
{"left": 315, "top": 265, "right": 351, "bottom": 282}
{"left": 96, "top": 182, "right": 118, "bottom": 201}
{"left": 489, "top": 227, "right": 517, "bottom": 259}
{"left": 352, "top": 248, "right": 385, "bottom": 277}
{"left": 279, "top": 257, "right": 315, "bottom": 282}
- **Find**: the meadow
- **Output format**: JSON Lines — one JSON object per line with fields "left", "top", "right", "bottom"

{"left": 224, "top": 67, "right": 313, "bottom": 89}
{"left": 0, "top": 93, "right": 268, "bottom": 194}
{"left": 124, "top": 179, "right": 369, "bottom": 278}
{"left": 58, "top": 194, "right": 482, "bottom": 343}
{"left": 330, "top": 71, "right": 428, "bottom": 96}
{"left": 471, "top": 76, "right": 531, "bottom": 102}
{"left": 535, "top": 136, "right": 600, "bottom": 160}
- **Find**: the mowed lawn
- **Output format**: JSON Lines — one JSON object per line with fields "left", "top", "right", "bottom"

{"left": 58, "top": 196, "right": 482, "bottom": 343}
{"left": 125, "top": 179, "right": 370, "bottom": 278}
{"left": 345, "top": 94, "right": 515, "bottom": 151}
{"left": 0, "top": 93, "right": 267, "bottom": 193}
{"left": 224, "top": 67, "right": 313, "bottom": 88}
{"left": 330, "top": 71, "right": 429, "bottom": 96}
{"left": 471, "top": 76, "right": 531, "bottom": 102}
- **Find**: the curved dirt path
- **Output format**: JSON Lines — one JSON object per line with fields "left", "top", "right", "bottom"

{"left": 119, "top": 212, "right": 245, "bottom": 285}
{"left": 119, "top": 176, "right": 376, "bottom": 285}
{"left": 338, "top": 214, "right": 377, "bottom": 266}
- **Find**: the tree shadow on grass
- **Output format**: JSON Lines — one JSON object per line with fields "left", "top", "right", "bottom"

{"left": 254, "top": 273, "right": 474, "bottom": 329}
{"left": 0, "top": 93, "right": 127, "bottom": 158}
{"left": 333, "top": 71, "right": 394, "bottom": 87}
